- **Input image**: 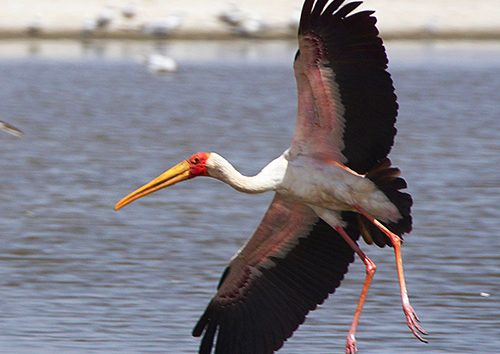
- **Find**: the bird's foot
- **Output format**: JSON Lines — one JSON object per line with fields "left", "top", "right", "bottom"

{"left": 403, "top": 303, "right": 428, "bottom": 343}
{"left": 345, "top": 333, "right": 357, "bottom": 354}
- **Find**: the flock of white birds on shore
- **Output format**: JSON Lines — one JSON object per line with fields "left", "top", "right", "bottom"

{"left": 27, "top": 2, "right": 300, "bottom": 39}
{"left": 25, "top": 2, "right": 301, "bottom": 75}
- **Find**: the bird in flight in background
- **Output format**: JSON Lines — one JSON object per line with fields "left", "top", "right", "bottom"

{"left": 115, "top": 0, "right": 428, "bottom": 353}
{"left": 0, "top": 120, "right": 23, "bottom": 137}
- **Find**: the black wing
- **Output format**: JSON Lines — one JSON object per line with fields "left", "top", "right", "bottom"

{"left": 193, "top": 195, "right": 359, "bottom": 353}
{"left": 291, "top": 0, "right": 398, "bottom": 173}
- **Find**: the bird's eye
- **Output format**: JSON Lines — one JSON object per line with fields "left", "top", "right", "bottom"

{"left": 192, "top": 157, "right": 200, "bottom": 164}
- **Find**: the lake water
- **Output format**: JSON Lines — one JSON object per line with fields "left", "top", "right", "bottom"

{"left": 0, "top": 39, "right": 499, "bottom": 353}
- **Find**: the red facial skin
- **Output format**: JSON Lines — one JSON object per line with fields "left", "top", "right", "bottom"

{"left": 187, "top": 152, "right": 210, "bottom": 177}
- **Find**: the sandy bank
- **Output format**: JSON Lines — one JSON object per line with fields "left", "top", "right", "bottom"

{"left": 0, "top": 0, "right": 499, "bottom": 40}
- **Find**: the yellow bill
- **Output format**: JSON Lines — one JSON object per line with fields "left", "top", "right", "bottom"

{"left": 115, "top": 160, "right": 191, "bottom": 210}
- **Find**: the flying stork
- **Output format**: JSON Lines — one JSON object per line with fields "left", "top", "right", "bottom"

{"left": 115, "top": 0, "right": 428, "bottom": 353}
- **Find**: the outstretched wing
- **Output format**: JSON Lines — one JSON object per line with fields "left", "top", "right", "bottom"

{"left": 291, "top": 0, "right": 398, "bottom": 173}
{"left": 193, "top": 194, "right": 358, "bottom": 354}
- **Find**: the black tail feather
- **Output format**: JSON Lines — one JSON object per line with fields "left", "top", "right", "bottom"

{"left": 360, "top": 158, "right": 413, "bottom": 247}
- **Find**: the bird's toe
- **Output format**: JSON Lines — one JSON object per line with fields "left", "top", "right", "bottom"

{"left": 403, "top": 304, "right": 428, "bottom": 343}
{"left": 345, "top": 333, "right": 358, "bottom": 354}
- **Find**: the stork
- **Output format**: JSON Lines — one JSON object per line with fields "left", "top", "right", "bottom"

{"left": 115, "top": 1, "right": 428, "bottom": 353}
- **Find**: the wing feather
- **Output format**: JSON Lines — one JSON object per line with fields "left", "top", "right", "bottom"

{"left": 291, "top": 0, "right": 398, "bottom": 173}
{"left": 193, "top": 195, "right": 358, "bottom": 353}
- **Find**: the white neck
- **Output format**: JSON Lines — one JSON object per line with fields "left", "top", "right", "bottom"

{"left": 206, "top": 152, "right": 287, "bottom": 194}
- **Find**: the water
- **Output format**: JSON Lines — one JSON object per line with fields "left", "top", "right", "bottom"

{"left": 0, "top": 40, "right": 499, "bottom": 353}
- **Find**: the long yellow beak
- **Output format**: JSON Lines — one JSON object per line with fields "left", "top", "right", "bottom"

{"left": 115, "top": 160, "right": 191, "bottom": 210}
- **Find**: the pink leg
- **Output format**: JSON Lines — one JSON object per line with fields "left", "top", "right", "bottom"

{"left": 335, "top": 226, "right": 377, "bottom": 354}
{"left": 354, "top": 206, "right": 428, "bottom": 343}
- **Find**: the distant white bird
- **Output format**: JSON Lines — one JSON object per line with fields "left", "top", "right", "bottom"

{"left": 96, "top": 6, "right": 114, "bottom": 30}
{"left": 217, "top": 3, "right": 245, "bottom": 27}
{"left": 82, "top": 17, "right": 98, "bottom": 35}
{"left": 217, "top": 4, "right": 265, "bottom": 37}
{"left": 423, "top": 16, "right": 439, "bottom": 36}
{"left": 122, "top": 2, "right": 138, "bottom": 20}
{"left": 235, "top": 15, "right": 265, "bottom": 37}
{"left": 145, "top": 54, "right": 178, "bottom": 73}
{"left": 143, "top": 14, "right": 183, "bottom": 37}
{"left": 27, "top": 14, "right": 43, "bottom": 36}
{"left": 0, "top": 121, "right": 23, "bottom": 137}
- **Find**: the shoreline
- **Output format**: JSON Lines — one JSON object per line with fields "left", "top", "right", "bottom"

{"left": 0, "top": 0, "right": 499, "bottom": 41}
{"left": 1, "top": 30, "right": 500, "bottom": 41}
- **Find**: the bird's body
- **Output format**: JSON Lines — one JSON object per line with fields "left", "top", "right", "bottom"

{"left": 217, "top": 3, "right": 265, "bottom": 37}
{"left": 96, "top": 6, "right": 114, "bottom": 30}
{"left": 208, "top": 151, "right": 399, "bottom": 224}
{"left": 143, "top": 15, "right": 183, "bottom": 37}
{"left": 0, "top": 121, "right": 23, "bottom": 137}
{"left": 115, "top": 1, "right": 427, "bottom": 353}
{"left": 27, "top": 14, "right": 43, "bottom": 36}
{"left": 217, "top": 3, "right": 245, "bottom": 27}
{"left": 284, "top": 155, "right": 399, "bottom": 221}
{"left": 122, "top": 3, "right": 137, "bottom": 20}
{"left": 145, "top": 54, "right": 178, "bottom": 73}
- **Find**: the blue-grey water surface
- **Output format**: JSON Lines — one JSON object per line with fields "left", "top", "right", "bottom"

{"left": 0, "top": 40, "right": 499, "bottom": 353}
